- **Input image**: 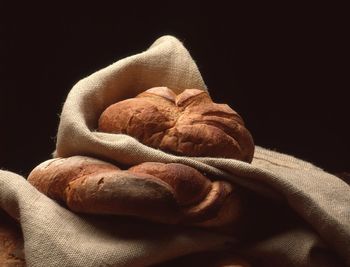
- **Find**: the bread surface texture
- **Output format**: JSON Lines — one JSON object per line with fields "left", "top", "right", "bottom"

{"left": 28, "top": 156, "right": 240, "bottom": 226}
{"left": 98, "top": 87, "right": 255, "bottom": 162}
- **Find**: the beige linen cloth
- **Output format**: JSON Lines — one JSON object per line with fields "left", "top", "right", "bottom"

{"left": 1, "top": 35, "right": 349, "bottom": 267}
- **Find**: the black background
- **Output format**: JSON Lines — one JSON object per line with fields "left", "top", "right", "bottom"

{"left": 0, "top": 3, "right": 348, "bottom": 177}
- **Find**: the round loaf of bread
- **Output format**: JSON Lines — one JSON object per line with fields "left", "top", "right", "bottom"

{"left": 28, "top": 156, "right": 240, "bottom": 227}
{"left": 98, "top": 87, "right": 255, "bottom": 162}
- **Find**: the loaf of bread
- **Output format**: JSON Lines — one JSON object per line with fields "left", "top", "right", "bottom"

{"left": 0, "top": 210, "right": 26, "bottom": 267}
{"left": 27, "top": 156, "right": 240, "bottom": 227}
{"left": 98, "top": 87, "right": 254, "bottom": 162}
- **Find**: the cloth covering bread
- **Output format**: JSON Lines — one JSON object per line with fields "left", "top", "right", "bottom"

{"left": 0, "top": 35, "right": 349, "bottom": 267}
{"left": 27, "top": 156, "right": 240, "bottom": 227}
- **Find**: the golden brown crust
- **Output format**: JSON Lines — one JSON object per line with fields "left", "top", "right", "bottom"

{"left": 28, "top": 156, "right": 240, "bottom": 227}
{"left": 65, "top": 171, "right": 180, "bottom": 224}
{"left": 128, "top": 162, "right": 212, "bottom": 206}
{"left": 183, "top": 181, "right": 240, "bottom": 227}
{"left": 27, "top": 157, "right": 120, "bottom": 203}
{"left": 98, "top": 87, "right": 255, "bottom": 162}
{"left": 0, "top": 210, "right": 26, "bottom": 267}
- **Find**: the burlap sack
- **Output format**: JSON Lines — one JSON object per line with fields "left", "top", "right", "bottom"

{"left": 1, "top": 35, "right": 349, "bottom": 266}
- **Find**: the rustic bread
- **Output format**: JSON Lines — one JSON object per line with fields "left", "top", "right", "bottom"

{"left": 28, "top": 156, "right": 240, "bottom": 227}
{"left": 0, "top": 210, "right": 26, "bottom": 267}
{"left": 98, "top": 87, "right": 255, "bottom": 162}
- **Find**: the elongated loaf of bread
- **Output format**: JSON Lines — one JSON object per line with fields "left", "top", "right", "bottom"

{"left": 27, "top": 156, "right": 240, "bottom": 227}
{"left": 98, "top": 87, "right": 255, "bottom": 162}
